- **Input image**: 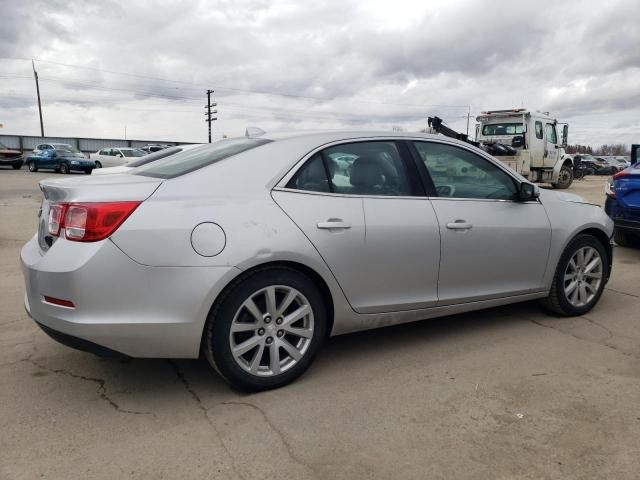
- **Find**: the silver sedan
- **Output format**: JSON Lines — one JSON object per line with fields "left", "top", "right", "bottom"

{"left": 21, "top": 131, "right": 614, "bottom": 390}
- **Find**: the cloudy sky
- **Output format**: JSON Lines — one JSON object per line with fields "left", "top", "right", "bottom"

{"left": 1, "top": 0, "right": 639, "bottom": 146}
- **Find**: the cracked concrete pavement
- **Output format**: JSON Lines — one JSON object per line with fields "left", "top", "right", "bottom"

{"left": 1, "top": 170, "right": 639, "bottom": 479}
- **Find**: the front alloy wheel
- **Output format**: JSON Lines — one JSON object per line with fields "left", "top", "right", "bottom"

{"left": 204, "top": 268, "right": 326, "bottom": 391}
{"left": 540, "top": 234, "right": 608, "bottom": 316}
{"left": 562, "top": 246, "right": 603, "bottom": 307}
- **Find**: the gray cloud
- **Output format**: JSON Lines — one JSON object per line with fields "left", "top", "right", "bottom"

{"left": 1, "top": 0, "right": 640, "bottom": 146}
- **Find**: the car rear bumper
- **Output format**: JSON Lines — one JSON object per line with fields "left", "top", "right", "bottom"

{"left": 21, "top": 234, "right": 239, "bottom": 358}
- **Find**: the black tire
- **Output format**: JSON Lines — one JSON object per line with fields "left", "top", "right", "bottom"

{"left": 28, "top": 162, "right": 38, "bottom": 172}
{"left": 94, "top": 161, "right": 102, "bottom": 168}
{"left": 59, "top": 163, "right": 70, "bottom": 174}
{"left": 540, "top": 234, "right": 609, "bottom": 316}
{"left": 84, "top": 168, "right": 93, "bottom": 174}
{"left": 203, "top": 267, "right": 327, "bottom": 391}
{"left": 614, "top": 229, "right": 640, "bottom": 248}
{"left": 11, "top": 161, "right": 23, "bottom": 170}
{"left": 552, "top": 165, "right": 574, "bottom": 189}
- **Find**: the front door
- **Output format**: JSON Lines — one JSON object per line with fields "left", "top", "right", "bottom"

{"left": 412, "top": 140, "right": 551, "bottom": 305}
{"left": 544, "top": 122, "right": 559, "bottom": 168}
{"left": 273, "top": 140, "right": 441, "bottom": 313}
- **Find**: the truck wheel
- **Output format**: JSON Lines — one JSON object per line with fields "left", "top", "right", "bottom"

{"left": 59, "top": 163, "right": 70, "bottom": 174}
{"left": 28, "top": 162, "right": 38, "bottom": 172}
{"left": 553, "top": 165, "right": 573, "bottom": 189}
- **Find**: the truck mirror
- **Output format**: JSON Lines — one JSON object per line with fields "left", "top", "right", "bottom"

{"left": 561, "top": 125, "right": 568, "bottom": 148}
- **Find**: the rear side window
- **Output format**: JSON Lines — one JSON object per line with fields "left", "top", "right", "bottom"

{"left": 287, "top": 141, "right": 413, "bottom": 196}
{"left": 135, "top": 138, "right": 272, "bottom": 178}
{"left": 535, "top": 121, "right": 543, "bottom": 139}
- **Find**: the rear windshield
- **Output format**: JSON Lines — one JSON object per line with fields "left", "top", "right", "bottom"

{"left": 122, "top": 149, "right": 145, "bottom": 157}
{"left": 127, "top": 146, "right": 184, "bottom": 167}
{"left": 482, "top": 123, "right": 525, "bottom": 135}
{"left": 135, "top": 138, "right": 272, "bottom": 178}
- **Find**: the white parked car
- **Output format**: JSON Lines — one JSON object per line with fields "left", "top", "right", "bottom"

{"left": 92, "top": 144, "right": 202, "bottom": 175}
{"left": 90, "top": 147, "right": 146, "bottom": 169}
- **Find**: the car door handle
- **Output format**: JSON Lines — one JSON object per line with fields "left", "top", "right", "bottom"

{"left": 317, "top": 219, "right": 351, "bottom": 230}
{"left": 446, "top": 220, "right": 472, "bottom": 230}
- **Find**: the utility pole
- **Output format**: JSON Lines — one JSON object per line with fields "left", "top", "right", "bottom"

{"left": 32, "top": 60, "right": 44, "bottom": 136}
{"left": 205, "top": 89, "right": 217, "bottom": 143}
{"left": 466, "top": 105, "right": 471, "bottom": 137}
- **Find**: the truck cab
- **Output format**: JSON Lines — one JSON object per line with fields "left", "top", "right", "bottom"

{"left": 475, "top": 109, "right": 573, "bottom": 189}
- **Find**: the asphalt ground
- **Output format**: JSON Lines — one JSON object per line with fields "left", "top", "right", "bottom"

{"left": 1, "top": 169, "right": 638, "bottom": 479}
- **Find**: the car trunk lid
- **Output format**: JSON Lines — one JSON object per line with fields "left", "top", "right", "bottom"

{"left": 37, "top": 174, "right": 163, "bottom": 252}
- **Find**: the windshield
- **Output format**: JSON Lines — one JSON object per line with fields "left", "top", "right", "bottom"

{"left": 55, "top": 149, "right": 84, "bottom": 157}
{"left": 122, "top": 149, "right": 145, "bottom": 157}
{"left": 53, "top": 144, "right": 81, "bottom": 153}
{"left": 0, "top": 141, "right": 8, "bottom": 149}
{"left": 482, "top": 123, "right": 525, "bottom": 135}
{"left": 135, "top": 138, "right": 272, "bottom": 178}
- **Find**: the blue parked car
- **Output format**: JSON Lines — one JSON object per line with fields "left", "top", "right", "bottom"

{"left": 605, "top": 145, "right": 640, "bottom": 247}
{"left": 26, "top": 148, "right": 95, "bottom": 174}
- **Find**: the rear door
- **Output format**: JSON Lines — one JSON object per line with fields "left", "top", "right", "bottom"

{"left": 411, "top": 140, "right": 551, "bottom": 305}
{"left": 273, "top": 140, "right": 441, "bottom": 313}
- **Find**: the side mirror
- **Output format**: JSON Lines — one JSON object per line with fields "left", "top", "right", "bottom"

{"left": 561, "top": 124, "right": 568, "bottom": 148}
{"left": 519, "top": 182, "right": 539, "bottom": 202}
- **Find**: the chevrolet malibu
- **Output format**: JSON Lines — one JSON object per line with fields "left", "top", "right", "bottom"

{"left": 21, "top": 132, "right": 614, "bottom": 390}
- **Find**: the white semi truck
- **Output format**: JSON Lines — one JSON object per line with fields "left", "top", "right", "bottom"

{"left": 429, "top": 109, "right": 574, "bottom": 189}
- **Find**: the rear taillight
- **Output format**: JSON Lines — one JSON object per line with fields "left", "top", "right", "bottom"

{"left": 613, "top": 171, "right": 629, "bottom": 180}
{"left": 47, "top": 201, "right": 141, "bottom": 242}
{"left": 47, "top": 204, "right": 65, "bottom": 236}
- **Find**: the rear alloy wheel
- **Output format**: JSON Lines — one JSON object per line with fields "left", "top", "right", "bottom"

{"left": 553, "top": 165, "right": 574, "bottom": 189}
{"left": 204, "top": 268, "right": 327, "bottom": 391}
{"left": 94, "top": 161, "right": 102, "bottom": 168}
{"left": 28, "top": 162, "right": 38, "bottom": 172}
{"left": 59, "top": 163, "right": 70, "bottom": 174}
{"left": 540, "top": 235, "right": 608, "bottom": 316}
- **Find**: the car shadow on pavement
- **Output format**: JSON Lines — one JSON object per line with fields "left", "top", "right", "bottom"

{"left": 28, "top": 301, "right": 543, "bottom": 404}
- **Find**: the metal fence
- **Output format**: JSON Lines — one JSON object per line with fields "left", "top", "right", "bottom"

{"left": 0, "top": 134, "right": 196, "bottom": 154}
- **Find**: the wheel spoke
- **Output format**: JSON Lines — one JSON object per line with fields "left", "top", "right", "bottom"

{"left": 583, "top": 248, "right": 595, "bottom": 266}
{"left": 285, "top": 326, "right": 314, "bottom": 339}
{"left": 230, "top": 322, "right": 258, "bottom": 333}
{"left": 584, "top": 282, "right": 597, "bottom": 294}
{"left": 570, "top": 287, "right": 580, "bottom": 304}
{"left": 564, "top": 272, "right": 577, "bottom": 283}
{"left": 568, "top": 258, "right": 578, "bottom": 272}
{"left": 243, "top": 297, "right": 263, "bottom": 322}
{"left": 583, "top": 271, "right": 602, "bottom": 279}
{"left": 576, "top": 249, "right": 585, "bottom": 268}
{"left": 269, "top": 343, "right": 280, "bottom": 375}
{"left": 578, "top": 283, "right": 588, "bottom": 304}
{"left": 249, "top": 342, "right": 265, "bottom": 374}
{"left": 277, "top": 289, "right": 298, "bottom": 316}
{"left": 565, "top": 280, "right": 578, "bottom": 296}
{"left": 279, "top": 339, "right": 303, "bottom": 361}
{"left": 265, "top": 286, "right": 277, "bottom": 317}
{"left": 232, "top": 335, "right": 261, "bottom": 357}
{"left": 283, "top": 304, "right": 311, "bottom": 327}
{"left": 584, "top": 257, "right": 601, "bottom": 274}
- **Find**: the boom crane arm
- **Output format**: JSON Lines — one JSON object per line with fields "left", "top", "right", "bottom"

{"left": 427, "top": 116, "right": 480, "bottom": 147}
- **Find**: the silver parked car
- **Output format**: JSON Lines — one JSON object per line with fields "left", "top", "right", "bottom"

{"left": 21, "top": 131, "right": 613, "bottom": 390}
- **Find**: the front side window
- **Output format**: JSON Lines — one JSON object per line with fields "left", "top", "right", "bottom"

{"left": 545, "top": 123, "right": 557, "bottom": 144}
{"left": 482, "top": 123, "right": 525, "bottom": 135}
{"left": 413, "top": 141, "right": 517, "bottom": 200}
{"left": 535, "top": 121, "right": 543, "bottom": 139}
{"left": 287, "top": 141, "right": 412, "bottom": 196}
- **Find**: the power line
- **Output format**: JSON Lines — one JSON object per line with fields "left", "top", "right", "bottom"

{"left": 2, "top": 58, "right": 470, "bottom": 110}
